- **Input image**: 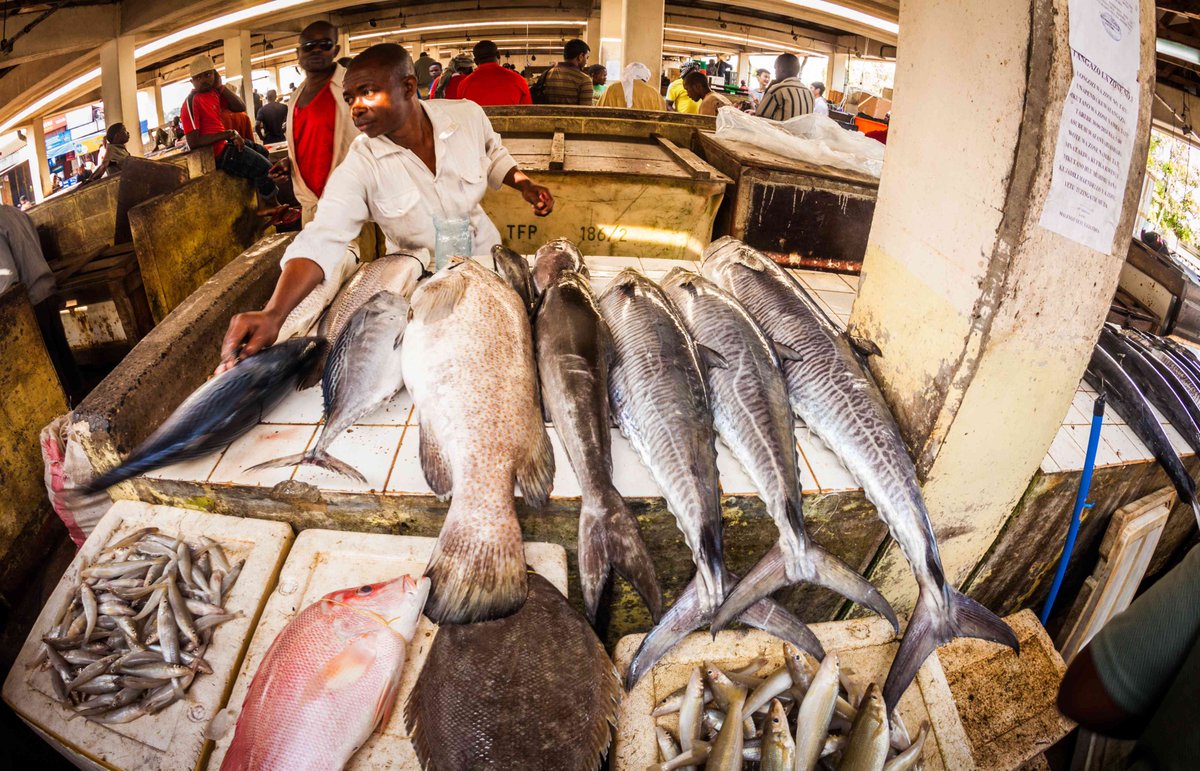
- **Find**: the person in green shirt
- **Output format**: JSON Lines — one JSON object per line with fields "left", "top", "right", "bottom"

{"left": 667, "top": 61, "right": 701, "bottom": 114}
{"left": 1057, "top": 543, "right": 1200, "bottom": 769}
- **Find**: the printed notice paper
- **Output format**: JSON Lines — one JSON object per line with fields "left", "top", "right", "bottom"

{"left": 1038, "top": 0, "right": 1140, "bottom": 254}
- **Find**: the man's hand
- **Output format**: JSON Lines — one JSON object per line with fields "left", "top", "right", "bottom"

{"left": 216, "top": 309, "right": 284, "bottom": 375}
{"left": 269, "top": 157, "right": 291, "bottom": 184}
{"left": 228, "top": 130, "right": 245, "bottom": 152}
{"left": 519, "top": 181, "right": 554, "bottom": 217}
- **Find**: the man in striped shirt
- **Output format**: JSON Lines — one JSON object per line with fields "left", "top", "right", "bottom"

{"left": 756, "top": 54, "right": 814, "bottom": 121}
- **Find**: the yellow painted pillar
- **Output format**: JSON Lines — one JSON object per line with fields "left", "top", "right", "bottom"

{"left": 585, "top": 11, "right": 602, "bottom": 69}
{"left": 622, "top": 0, "right": 665, "bottom": 88}
{"left": 99, "top": 35, "right": 144, "bottom": 154}
{"left": 828, "top": 51, "right": 850, "bottom": 94}
{"left": 152, "top": 78, "right": 166, "bottom": 129}
{"left": 224, "top": 30, "right": 255, "bottom": 121}
{"left": 598, "top": 0, "right": 624, "bottom": 75}
{"left": 26, "top": 119, "right": 50, "bottom": 203}
{"left": 735, "top": 49, "right": 752, "bottom": 89}
{"left": 850, "top": 0, "right": 1156, "bottom": 614}
{"left": 338, "top": 29, "right": 352, "bottom": 58}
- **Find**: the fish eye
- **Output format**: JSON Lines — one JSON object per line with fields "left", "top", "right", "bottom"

{"left": 358, "top": 585, "right": 373, "bottom": 594}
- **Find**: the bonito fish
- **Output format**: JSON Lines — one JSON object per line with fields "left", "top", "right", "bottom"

{"left": 83, "top": 337, "right": 324, "bottom": 493}
{"left": 598, "top": 269, "right": 820, "bottom": 687}
{"left": 220, "top": 576, "right": 429, "bottom": 770}
{"left": 532, "top": 237, "right": 587, "bottom": 295}
{"left": 661, "top": 269, "right": 895, "bottom": 630}
{"left": 249, "top": 291, "right": 409, "bottom": 482}
{"left": 491, "top": 244, "right": 535, "bottom": 313}
{"left": 401, "top": 259, "right": 554, "bottom": 624}
{"left": 405, "top": 573, "right": 619, "bottom": 771}
{"left": 534, "top": 260, "right": 661, "bottom": 623}
{"left": 701, "top": 237, "right": 1017, "bottom": 711}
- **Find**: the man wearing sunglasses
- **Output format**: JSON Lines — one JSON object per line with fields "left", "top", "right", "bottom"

{"left": 217, "top": 42, "right": 555, "bottom": 373}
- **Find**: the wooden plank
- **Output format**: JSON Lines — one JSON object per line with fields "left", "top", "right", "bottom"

{"left": 561, "top": 156, "right": 684, "bottom": 176}
{"left": 1057, "top": 487, "right": 1173, "bottom": 663}
{"left": 549, "top": 130, "right": 566, "bottom": 171}
{"left": 567, "top": 139, "right": 666, "bottom": 161}
{"left": 654, "top": 134, "right": 711, "bottom": 180}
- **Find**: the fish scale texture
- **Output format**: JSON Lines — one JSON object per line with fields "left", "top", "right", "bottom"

{"left": 405, "top": 574, "right": 620, "bottom": 770}
{"left": 221, "top": 600, "right": 408, "bottom": 770}
{"left": 598, "top": 271, "right": 726, "bottom": 612}
{"left": 402, "top": 260, "right": 553, "bottom": 623}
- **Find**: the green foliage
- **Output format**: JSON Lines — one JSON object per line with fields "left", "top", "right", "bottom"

{"left": 1147, "top": 132, "right": 1199, "bottom": 247}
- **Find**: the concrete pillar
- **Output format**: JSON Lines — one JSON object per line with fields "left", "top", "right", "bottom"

{"left": 99, "top": 35, "right": 144, "bottom": 155}
{"left": 338, "top": 29, "right": 351, "bottom": 58}
{"left": 598, "top": 0, "right": 624, "bottom": 75}
{"left": 848, "top": 0, "right": 1155, "bottom": 614}
{"left": 736, "top": 49, "right": 752, "bottom": 89}
{"left": 26, "top": 119, "right": 50, "bottom": 203}
{"left": 152, "top": 78, "right": 165, "bottom": 129}
{"left": 828, "top": 52, "right": 850, "bottom": 94}
{"left": 585, "top": 10, "right": 602, "bottom": 68}
{"left": 223, "top": 31, "right": 255, "bottom": 121}
{"left": 622, "top": 0, "right": 664, "bottom": 88}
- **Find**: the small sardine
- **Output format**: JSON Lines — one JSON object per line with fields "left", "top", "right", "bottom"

{"left": 184, "top": 598, "right": 226, "bottom": 617}
{"left": 678, "top": 666, "right": 705, "bottom": 759}
{"left": 91, "top": 703, "right": 147, "bottom": 724}
{"left": 704, "top": 663, "right": 747, "bottom": 771}
{"left": 651, "top": 742, "right": 711, "bottom": 771}
{"left": 157, "top": 599, "right": 180, "bottom": 665}
{"left": 97, "top": 601, "right": 134, "bottom": 617}
{"left": 167, "top": 580, "right": 201, "bottom": 648}
{"left": 75, "top": 675, "right": 123, "bottom": 694}
{"left": 759, "top": 699, "right": 795, "bottom": 771}
{"left": 194, "top": 612, "right": 239, "bottom": 631}
{"left": 883, "top": 724, "right": 928, "bottom": 771}
{"left": 838, "top": 683, "right": 889, "bottom": 771}
{"left": 80, "top": 584, "right": 98, "bottom": 642}
{"left": 82, "top": 559, "right": 163, "bottom": 579}
{"left": 221, "top": 559, "right": 244, "bottom": 600}
{"left": 61, "top": 648, "right": 103, "bottom": 666}
{"left": 66, "top": 654, "right": 119, "bottom": 691}
{"left": 116, "top": 662, "right": 192, "bottom": 679}
{"left": 655, "top": 725, "right": 680, "bottom": 762}
{"left": 743, "top": 666, "right": 794, "bottom": 719}
{"left": 795, "top": 653, "right": 840, "bottom": 771}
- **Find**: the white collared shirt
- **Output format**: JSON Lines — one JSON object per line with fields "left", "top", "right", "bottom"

{"left": 281, "top": 99, "right": 518, "bottom": 279}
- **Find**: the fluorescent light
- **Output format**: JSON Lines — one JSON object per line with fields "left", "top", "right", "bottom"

{"left": 2, "top": 68, "right": 100, "bottom": 133}
{"left": 664, "top": 26, "right": 825, "bottom": 55}
{"left": 1158, "top": 38, "right": 1200, "bottom": 66}
{"left": 351, "top": 20, "right": 585, "bottom": 42}
{"left": 782, "top": 0, "right": 898, "bottom": 35}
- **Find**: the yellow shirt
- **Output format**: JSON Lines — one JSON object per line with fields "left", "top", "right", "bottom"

{"left": 597, "top": 80, "right": 665, "bottom": 110}
{"left": 667, "top": 79, "right": 700, "bottom": 114}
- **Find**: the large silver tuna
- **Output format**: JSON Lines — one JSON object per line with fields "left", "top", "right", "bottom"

{"left": 660, "top": 269, "right": 895, "bottom": 629}
{"left": 534, "top": 259, "right": 661, "bottom": 623}
{"left": 531, "top": 237, "right": 587, "bottom": 295}
{"left": 402, "top": 259, "right": 554, "bottom": 624}
{"left": 491, "top": 244, "right": 535, "bottom": 314}
{"left": 701, "top": 237, "right": 1017, "bottom": 711}
{"left": 598, "top": 269, "right": 822, "bottom": 687}
{"left": 249, "top": 291, "right": 409, "bottom": 482}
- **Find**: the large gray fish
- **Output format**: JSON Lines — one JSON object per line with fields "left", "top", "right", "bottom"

{"left": 302, "top": 253, "right": 425, "bottom": 387}
{"left": 82, "top": 338, "right": 324, "bottom": 493}
{"left": 248, "top": 291, "right": 409, "bottom": 482}
{"left": 1125, "top": 329, "right": 1200, "bottom": 408}
{"left": 598, "top": 269, "right": 822, "bottom": 688}
{"left": 532, "top": 237, "right": 587, "bottom": 295}
{"left": 405, "top": 573, "right": 619, "bottom": 770}
{"left": 1085, "top": 342, "right": 1200, "bottom": 525}
{"left": 660, "top": 269, "right": 896, "bottom": 629}
{"left": 1100, "top": 326, "right": 1200, "bottom": 454}
{"left": 401, "top": 259, "right": 554, "bottom": 624}
{"left": 534, "top": 260, "right": 661, "bottom": 623}
{"left": 492, "top": 244, "right": 535, "bottom": 313}
{"left": 701, "top": 237, "right": 1017, "bottom": 711}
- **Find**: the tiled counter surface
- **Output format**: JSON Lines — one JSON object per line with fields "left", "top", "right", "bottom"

{"left": 142, "top": 253, "right": 1180, "bottom": 499}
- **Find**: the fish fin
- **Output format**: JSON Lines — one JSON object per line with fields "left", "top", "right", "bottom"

{"left": 626, "top": 576, "right": 709, "bottom": 689}
{"left": 849, "top": 335, "right": 882, "bottom": 358}
{"left": 696, "top": 344, "right": 728, "bottom": 371}
{"left": 773, "top": 341, "right": 803, "bottom": 362}
{"left": 245, "top": 450, "right": 367, "bottom": 483}
{"left": 735, "top": 591, "right": 826, "bottom": 663}
{"left": 371, "top": 670, "right": 403, "bottom": 735}
{"left": 410, "top": 270, "right": 467, "bottom": 324}
{"left": 882, "top": 587, "right": 1018, "bottom": 712}
{"left": 204, "top": 707, "right": 238, "bottom": 740}
{"left": 423, "top": 510, "right": 527, "bottom": 624}
{"left": 516, "top": 425, "right": 555, "bottom": 510}
{"left": 244, "top": 452, "right": 310, "bottom": 474}
{"left": 711, "top": 541, "right": 897, "bottom": 634}
{"left": 313, "top": 632, "right": 377, "bottom": 693}
{"left": 579, "top": 489, "right": 663, "bottom": 624}
{"left": 418, "top": 417, "right": 453, "bottom": 500}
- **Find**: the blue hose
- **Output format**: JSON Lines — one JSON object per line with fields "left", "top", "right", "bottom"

{"left": 1041, "top": 393, "right": 1105, "bottom": 624}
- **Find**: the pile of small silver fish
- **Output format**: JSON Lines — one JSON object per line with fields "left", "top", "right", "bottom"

{"left": 649, "top": 644, "right": 928, "bottom": 771}
{"left": 38, "top": 527, "right": 243, "bottom": 723}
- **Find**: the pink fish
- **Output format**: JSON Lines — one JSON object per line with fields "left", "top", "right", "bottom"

{"left": 220, "top": 575, "right": 430, "bottom": 770}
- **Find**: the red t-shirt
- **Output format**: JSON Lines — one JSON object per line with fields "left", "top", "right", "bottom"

{"left": 458, "top": 62, "right": 532, "bottom": 106}
{"left": 292, "top": 84, "right": 337, "bottom": 199}
{"left": 444, "top": 73, "right": 467, "bottom": 100}
{"left": 181, "top": 90, "right": 228, "bottom": 157}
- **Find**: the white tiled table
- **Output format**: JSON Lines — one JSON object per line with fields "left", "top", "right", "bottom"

{"left": 145, "top": 254, "right": 868, "bottom": 499}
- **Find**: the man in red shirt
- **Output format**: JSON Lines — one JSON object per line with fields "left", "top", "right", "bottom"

{"left": 181, "top": 55, "right": 296, "bottom": 223}
{"left": 432, "top": 54, "right": 474, "bottom": 99}
{"left": 458, "top": 40, "right": 531, "bottom": 106}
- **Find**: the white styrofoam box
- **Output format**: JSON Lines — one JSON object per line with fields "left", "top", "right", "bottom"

{"left": 2, "top": 501, "right": 294, "bottom": 771}
{"left": 206, "top": 531, "right": 568, "bottom": 770}
{"left": 612, "top": 620, "right": 974, "bottom": 771}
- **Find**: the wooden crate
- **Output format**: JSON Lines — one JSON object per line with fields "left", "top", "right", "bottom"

{"left": 205, "top": 530, "right": 569, "bottom": 769}
{"left": 2, "top": 501, "right": 293, "bottom": 771}
{"left": 611, "top": 619, "right": 974, "bottom": 770}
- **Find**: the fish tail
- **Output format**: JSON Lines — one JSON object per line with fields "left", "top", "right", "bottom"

{"left": 516, "top": 424, "right": 555, "bottom": 510}
{"left": 244, "top": 450, "right": 367, "bottom": 483}
{"left": 578, "top": 489, "right": 663, "bottom": 625}
{"left": 882, "top": 585, "right": 1018, "bottom": 712}
{"left": 423, "top": 507, "right": 528, "bottom": 625}
{"left": 710, "top": 541, "right": 897, "bottom": 634}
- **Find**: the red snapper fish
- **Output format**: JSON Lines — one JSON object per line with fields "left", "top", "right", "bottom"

{"left": 219, "top": 575, "right": 430, "bottom": 771}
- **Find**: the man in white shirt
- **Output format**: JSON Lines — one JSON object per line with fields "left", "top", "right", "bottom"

{"left": 811, "top": 81, "right": 830, "bottom": 117}
{"left": 217, "top": 43, "right": 553, "bottom": 372}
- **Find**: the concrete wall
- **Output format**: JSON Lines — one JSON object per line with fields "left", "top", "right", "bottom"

{"left": 27, "top": 177, "right": 120, "bottom": 261}
{"left": 0, "top": 287, "right": 68, "bottom": 602}
{"left": 129, "top": 170, "right": 267, "bottom": 322}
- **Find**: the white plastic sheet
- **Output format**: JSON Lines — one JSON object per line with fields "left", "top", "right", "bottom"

{"left": 714, "top": 107, "right": 885, "bottom": 179}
